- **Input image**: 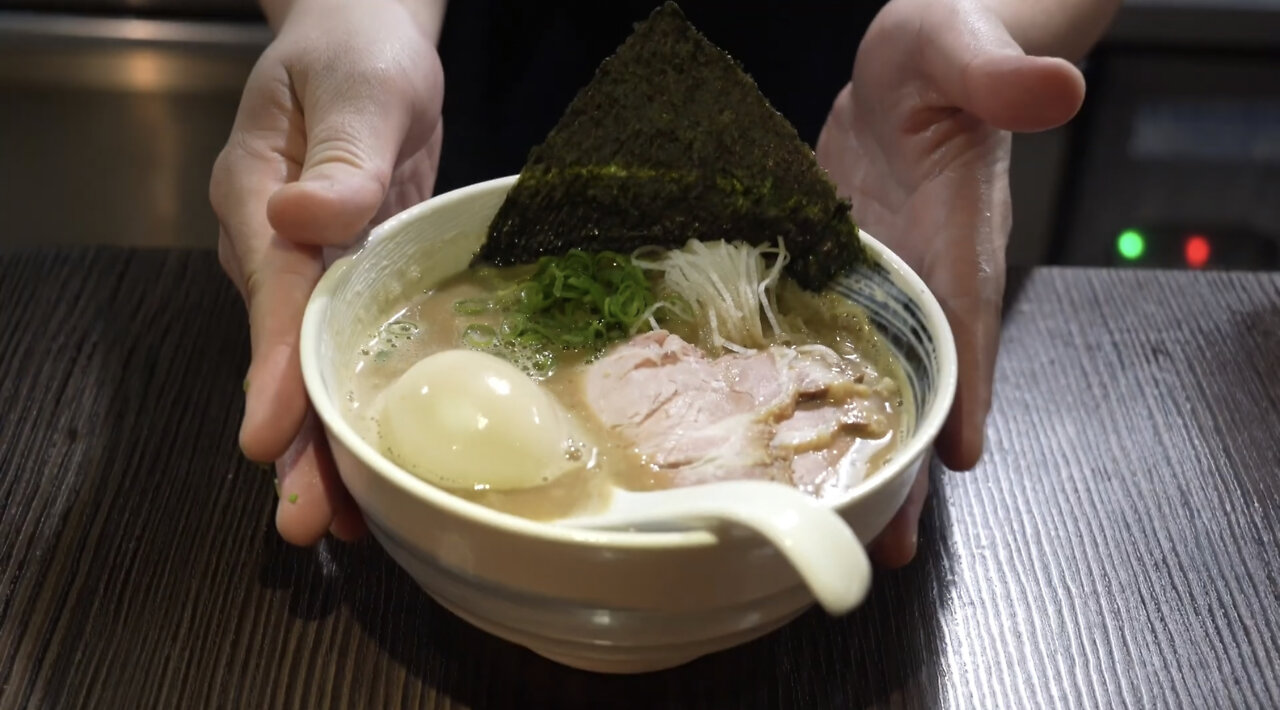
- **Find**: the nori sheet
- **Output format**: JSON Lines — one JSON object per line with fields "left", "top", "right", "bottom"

{"left": 478, "top": 1, "right": 865, "bottom": 290}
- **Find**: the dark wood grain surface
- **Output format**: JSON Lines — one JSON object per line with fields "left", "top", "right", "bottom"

{"left": 1, "top": 248, "right": 1277, "bottom": 709}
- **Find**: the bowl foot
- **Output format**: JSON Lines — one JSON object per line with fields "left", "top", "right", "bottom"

{"left": 431, "top": 593, "right": 806, "bottom": 674}
{"left": 526, "top": 648, "right": 706, "bottom": 675}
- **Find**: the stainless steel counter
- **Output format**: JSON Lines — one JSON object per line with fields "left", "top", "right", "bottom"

{"left": 0, "top": 12, "right": 265, "bottom": 250}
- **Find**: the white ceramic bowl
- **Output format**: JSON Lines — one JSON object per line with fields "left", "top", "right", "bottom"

{"left": 300, "top": 175, "right": 957, "bottom": 674}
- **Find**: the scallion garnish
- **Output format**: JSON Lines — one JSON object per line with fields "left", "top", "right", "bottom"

{"left": 455, "top": 250, "right": 656, "bottom": 373}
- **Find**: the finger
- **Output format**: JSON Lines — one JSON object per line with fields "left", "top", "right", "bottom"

{"left": 265, "top": 66, "right": 415, "bottom": 247}
{"left": 210, "top": 59, "right": 323, "bottom": 465}
{"left": 241, "top": 235, "right": 323, "bottom": 463}
{"left": 907, "top": 137, "right": 1010, "bottom": 471}
{"left": 275, "top": 410, "right": 366, "bottom": 546}
{"left": 929, "top": 222, "right": 1005, "bottom": 471}
{"left": 217, "top": 230, "right": 247, "bottom": 303}
{"left": 214, "top": 158, "right": 319, "bottom": 464}
{"left": 330, "top": 502, "right": 368, "bottom": 543}
{"left": 935, "top": 294, "right": 1001, "bottom": 470}
{"left": 868, "top": 454, "right": 932, "bottom": 569}
{"left": 965, "top": 54, "right": 1085, "bottom": 133}
{"left": 920, "top": 0, "right": 1086, "bottom": 133}
{"left": 373, "top": 121, "right": 444, "bottom": 224}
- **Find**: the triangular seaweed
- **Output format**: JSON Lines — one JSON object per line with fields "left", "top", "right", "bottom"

{"left": 478, "top": 1, "right": 865, "bottom": 290}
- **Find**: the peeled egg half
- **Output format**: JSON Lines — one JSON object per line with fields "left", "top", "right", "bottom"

{"left": 377, "top": 349, "right": 583, "bottom": 490}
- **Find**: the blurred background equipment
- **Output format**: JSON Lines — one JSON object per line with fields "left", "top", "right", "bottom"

{"left": 0, "top": 4, "right": 265, "bottom": 249}
{"left": 1054, "top": 0, "right": 1280, "bottom": 271}
{"left": 0, "top": 0, "right": 1277, "bottom": 271}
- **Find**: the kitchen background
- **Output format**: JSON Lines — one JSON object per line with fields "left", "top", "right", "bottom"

{"left": 2, "top": 0, "right": 1278, "bottom": 271}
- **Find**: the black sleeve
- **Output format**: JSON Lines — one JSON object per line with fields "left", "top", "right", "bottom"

{"left": 434, "top": 0, "right": 886, "bottom": 193}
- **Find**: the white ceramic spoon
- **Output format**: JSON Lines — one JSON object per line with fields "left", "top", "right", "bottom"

{"left": 556, "top": 480, "right": 872, "bottom": 615}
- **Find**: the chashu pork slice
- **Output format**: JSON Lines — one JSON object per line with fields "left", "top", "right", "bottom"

{"left": 583, "top": 331, "right": 891, "bottom": 491}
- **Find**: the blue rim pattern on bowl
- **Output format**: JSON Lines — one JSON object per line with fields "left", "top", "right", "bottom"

{"left": 831, "top": 259, "right": 936, "bottom": 430}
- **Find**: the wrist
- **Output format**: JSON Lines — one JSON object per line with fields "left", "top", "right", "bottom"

{"left": 261, "top": 0, "right": 447, "bottom": 43}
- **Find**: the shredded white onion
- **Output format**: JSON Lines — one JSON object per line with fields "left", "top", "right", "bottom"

{"left": 633, "top": 238, "right": 792, "bottom": 353}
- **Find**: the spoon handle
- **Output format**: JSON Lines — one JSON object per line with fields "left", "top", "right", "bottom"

{"left": 565, "top": 481, "right": 872, "bottom": 615}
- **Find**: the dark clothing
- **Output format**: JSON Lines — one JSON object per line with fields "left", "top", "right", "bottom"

{"left": 434, "top": 1, "right": 885, "bottom": 193}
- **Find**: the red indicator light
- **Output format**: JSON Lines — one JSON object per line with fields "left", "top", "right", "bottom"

{"left": 1184, "top": 235, "right": 1211, "bottom": 269}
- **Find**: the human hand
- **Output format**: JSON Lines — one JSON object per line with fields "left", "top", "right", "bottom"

{"left": 210, "top": 0, "right": 444, "bottom": 546}
{"left": 816, "top": 0, "right": 1086, "bottom": 566}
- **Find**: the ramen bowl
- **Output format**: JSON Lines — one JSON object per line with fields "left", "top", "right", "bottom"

{"left": 299, "top": 175, "right": 957, "bottom": 674}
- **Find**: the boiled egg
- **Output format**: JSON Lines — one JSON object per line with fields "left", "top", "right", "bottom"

{"left": 377, "top": 349, "right": 584, "bottom": 490}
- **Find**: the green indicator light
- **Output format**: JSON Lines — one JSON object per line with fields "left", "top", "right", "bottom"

{"left": 1117, "top": 229, "right": 1146, "bottom": 261}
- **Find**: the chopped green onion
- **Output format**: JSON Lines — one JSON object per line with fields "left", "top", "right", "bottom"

{"left": 453, "top": 298, "right": 492, "bottom": 315}
{"left": 458, "top": 250, "right": 657, "bottom": 372}
{"left": 462, "top": 323, "right": 498, "bottom": 349}
{"left": 531, "top": 352, "right": 555, "bottom": 375}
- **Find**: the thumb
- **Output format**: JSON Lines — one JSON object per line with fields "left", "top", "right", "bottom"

{"left": 921, "top": 0, "right": 1086, "bottom": 133}
{"left": 266, "top": 78, "right": 412, "bottom": 247}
